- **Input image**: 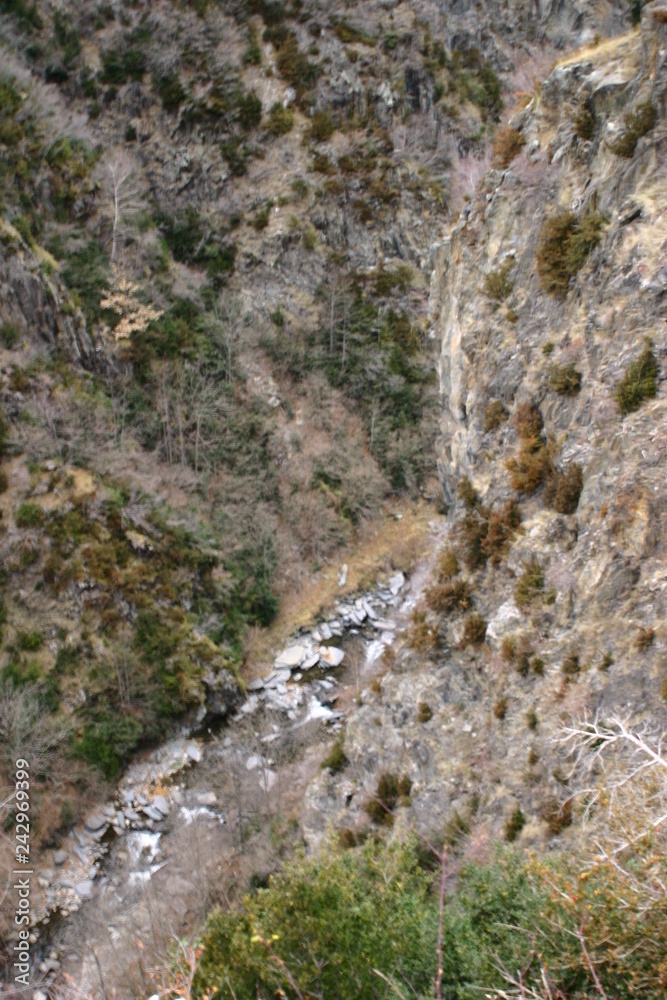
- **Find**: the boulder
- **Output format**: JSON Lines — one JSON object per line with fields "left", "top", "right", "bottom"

{"left": 275, "top": 645, "right": 307, "bottom": 668}
{"left": 319, "top": 646, "right": 345, "bottom": 667}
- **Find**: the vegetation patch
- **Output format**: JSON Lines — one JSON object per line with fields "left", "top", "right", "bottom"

{"left": 492, "top": 126, "right": 525, "bottom": 168}
{"left": 514, "top": 560, "right": 544, "bottom": 609}
{"left": 607, "top": 101, "right": 657, "bottom": 157}
{"left": 544, "top": 463, "right": 583, "bottom": 514}
{"left": 548, "top": 363, "right": 582, "bottom": 395}
{"left": 483, "top": 400, "right": 509, "bottom": 433}
{"left": 536, "top": 211, "right": 605, "bottom": 298}
{"left": 615, "top": 346, "right": 658, "bottom": 414}
{"left": 460, "top": 611, "right": 487, "bottom": 647}
{"left": 363, "top": 772, "right": 412, "bottom": 825}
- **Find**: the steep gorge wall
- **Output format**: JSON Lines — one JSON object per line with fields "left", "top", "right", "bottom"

{"left": 304, "top": 3, "right": 667, "bottom": 850}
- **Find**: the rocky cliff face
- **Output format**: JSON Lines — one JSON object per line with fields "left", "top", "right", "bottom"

{"left": 304, "top": 4, "right": 667, "bottom": 851}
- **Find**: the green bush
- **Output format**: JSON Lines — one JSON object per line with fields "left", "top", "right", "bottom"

{"left": 615, "top": 346, "right": 658, "bottom": 414}
{"left": 265, "top": 102, "right": 294, "bottom": 135}
{"left": 363, "top": 772, "right": 411, "bottom": 825}
{"left": 153, "top": 71, "right": 186, "bottom": 111}
{"left": 514, "top": 560, "right": 544, "bottom": 609}
{"left": 194, "top": 838, "right": 566, "bottom": 1000}
{"left": 238, "top": 90, "right": 262, "bottom": 130}
{"left": 320, "top": 738, "right": 349, "bottom": 773}
{"left": 483, "top": 260, "right": 514, "bottom": 300}
{"left": 251, "top": 201, "right": 274, "bottom": 230}
{"left": 0, "top": 321, "right": 20, "bottom": 348}
{"left": 243, "top": 26, "right": 262, "bottom": 65}
{"left": 537, "top": 211, "right": 605, "bottom": 298}
{"left": 100, "top": 46, "right": 146, "bottom": 84}
{"left": 16, "top": 630, "right": 42, "bottom": 651}
{"left": 15, "top": 501, "right": 44, "bottom": 528}
{"left": 504, "top": 807, "right": 525, "bottom": 842}
{"left": 309, "top": 109, "right": 335, "bottom": 141}
{"left": 73, "top": 709, "right": 143, "bottom": 779}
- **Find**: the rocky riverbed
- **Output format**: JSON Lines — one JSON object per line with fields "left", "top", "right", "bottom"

{"left": 23, "top": 557, "right": 437, "bottom": 998}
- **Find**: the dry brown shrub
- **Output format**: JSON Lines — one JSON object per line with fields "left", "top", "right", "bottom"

{"left": 492, "top": 126, "right": 525, "bottom": 168}
{"left": 425, "top": 578, "right": 473, "bottom": 614}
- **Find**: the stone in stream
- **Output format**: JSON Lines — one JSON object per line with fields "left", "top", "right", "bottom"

{"left": 311, "top": 628, "right": 322, "bottom": 643}
{"left": 84, "top": 813, "right": 108, "bottom": 834}
{"left": 74, "top": 880, "right": 94, "bottom": 899}
{"left": 186, "top": 743, "right": 203, "bottom": 763}
{"left": 389, "top": 571, "right": 405, "bottom": 595}
{"left": 141, "top": 805, "right": 165, "bottom": 822}
{"left": 301, "top": 653, "right": 320, "bottom": 670}
{"left": 362, "top": 598, "right": 377, "bottom": 620}
{"left": 239, "top": 694, "right": 260, "bottom": 714}
{"left": 263, "top": 669, "right": 291, "bottom": 688}
{"left": 247, "top": 677, "right": 265, "bottom": 691}
{"left": 319, "top": 623, "right": 333, "bottom": 641}
{"left": 319, "top": 646, "right": 345, "bottom": 667}
{"left": 53, "top": 850, "right": 68, "bottom": 866}
{"left": 372, "top": 617, "right": 396, "bottom": 631}
{"left": 275, "top": 644, "right": 307, "bottom": 668}
{"left": 196, "top": 791, "right": 217, "bottom": 806}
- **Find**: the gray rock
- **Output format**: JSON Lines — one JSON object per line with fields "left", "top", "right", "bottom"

{"left": 72, "top": 845, "right": 90, "bottom": 865}
{"left": 264, "top": 669, "right": 291, "bottom": 688}
{"left": 187, "top": 743, "right": 203, "bottom": 763}
{"left": 302, "top": 653, "right": 320, "bottom": 670}
{"left": 84, "top": 813, "right": 108, "bottom": 833}
{"left": 74, "top": 880, "right": 94, "bottom": 899}
{"left": 141, "top": 805, "right": 164, "bottom": 822}
{"left": 319, "top": 623, "right": 333, "bottom": 640}
{"left": 151, "top": 796, "right": 170, "bottom": 816}
{"left": 53, "top": 850, "right": 68, "bottom": 866}
{"left": 319, "top": 646, "right": 345, "bottom": 667}
{"left": 195, "top": 791, "right": 217, "bottom": 806}
{"left": 275, "top": 644, "right": 307, "bottom": 668}
{"left": 389, "top": 571, "right": 405, "bottom": 594}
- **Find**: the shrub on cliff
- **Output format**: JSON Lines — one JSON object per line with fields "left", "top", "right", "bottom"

{"left": 492, "top": 126, "right": 525, "bottom": 168}
{"left": 615, "top": 346, "right": 659, "bottom": 414}
{"left": 537, "top": 211, "right": 605, "bottom": 298}
{"left": 608, "top": 101, "right": 657, "bottom": 157}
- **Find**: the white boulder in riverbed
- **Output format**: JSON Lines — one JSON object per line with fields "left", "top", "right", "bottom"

{"left": 275, "top": 644, "right": 307, "bottom": 668}
{"left": 319, "top": 646, "right": 345, "bottom": 667}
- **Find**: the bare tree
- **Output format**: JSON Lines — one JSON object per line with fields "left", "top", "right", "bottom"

{"left": 0, "top": 684, "right": 71, "bottom": 775}
{"left": 100, "top": 153, "right": 144, "bottom": 265}
{"left": 204, "top": 295, "right": 245, "bottom": 382}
